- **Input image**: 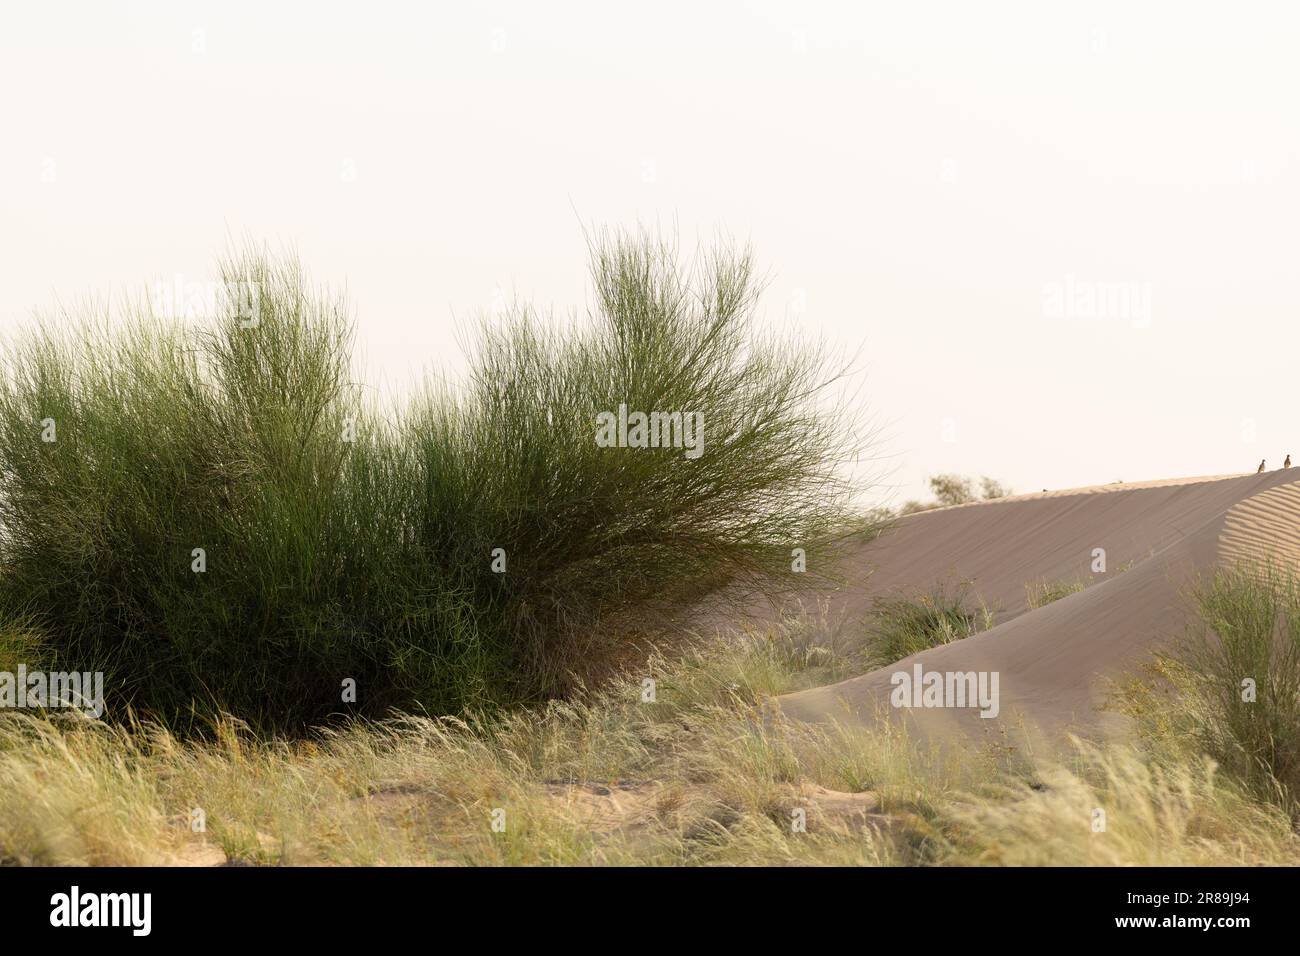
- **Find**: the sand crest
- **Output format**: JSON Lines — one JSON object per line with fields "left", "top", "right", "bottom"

{"left": 773, "top": 470, "right": 1300, "bottom": 736}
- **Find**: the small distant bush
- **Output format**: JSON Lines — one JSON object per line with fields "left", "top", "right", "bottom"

{"left": 898, "top": 474, "right": 1011, "bottom": 515}
{"left": 928, "top": 474, "right": 975, "bottom": 507}
{"left": 979, "top": 477, "right": 1011, "bottom": 500}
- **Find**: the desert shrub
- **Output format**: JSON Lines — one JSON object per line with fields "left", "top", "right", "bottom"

{"left": 864, "top": 582, "right": 993, "bottom": 667}
{"left": 0, "top": 231, "right": 865, "bottom": 730}
{"left": 1119, "top": 564, "right": 1300, "bottom": 817}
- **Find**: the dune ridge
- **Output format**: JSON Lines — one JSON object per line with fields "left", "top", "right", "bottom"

{"left": 775, "top": 469, "right": 1300, "bottom": 736}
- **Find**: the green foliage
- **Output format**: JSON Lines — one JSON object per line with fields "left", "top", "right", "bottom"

{"left": 0, "top": 231, "right": 864, "bottom": 730}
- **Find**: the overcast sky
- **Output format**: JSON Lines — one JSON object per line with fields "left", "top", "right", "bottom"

{"left": 3, "top": 2, "right": 1298, "bottom": 506}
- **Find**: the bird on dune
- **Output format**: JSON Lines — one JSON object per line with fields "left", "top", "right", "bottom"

{"left": 1257, "top": 459, "right": 1266, "bottom": 473}
{"left": 1286, "top": 454, "right": 1292, "bottom": 468}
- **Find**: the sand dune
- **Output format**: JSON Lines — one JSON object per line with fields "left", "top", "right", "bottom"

{"left": 774, "top": 469, "right": 1300, "bottom": 738}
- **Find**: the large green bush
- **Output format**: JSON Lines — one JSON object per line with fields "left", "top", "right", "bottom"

{"left": 0, "top": 231, "right": 864, "bottom": 729}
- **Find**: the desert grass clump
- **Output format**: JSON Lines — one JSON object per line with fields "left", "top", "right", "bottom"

{"left": 941, "top": 738, "right": 1299, "bottom": 866}
{"left": 1025, "top": 577, "right": 1086, "bottom": 609}
{"left": 1118, "top": 563, "right": 1300, "bottom": 817}
{"left": 0, "top": 713, "right": 182, "bottom": 866}
{"left": 863, "top": 582, "right": 994, "bottom": 667}
{"left": 0, "top": 231, "right": 867, "bottom": 730}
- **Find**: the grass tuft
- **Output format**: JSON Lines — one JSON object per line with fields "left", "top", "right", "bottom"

{"left": 1026, "top": 578, "right": 1086, "bottom": 609}
{"left": 863, "top": 582, "right": 994, "bottom": 667}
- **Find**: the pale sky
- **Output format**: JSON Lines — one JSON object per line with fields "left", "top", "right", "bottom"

{"left": 3, "top": 2, "right": 1299, "bottom": 507}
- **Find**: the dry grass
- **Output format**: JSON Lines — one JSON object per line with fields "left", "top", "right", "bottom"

{"left": 0, "top": 615, "right": 942, "bottom": 865}
{"left": 4, "top": 604, "right": 1297, "bottom": 867}
{"left": 945, "top": 739, "right": 1298, "bottom": 866}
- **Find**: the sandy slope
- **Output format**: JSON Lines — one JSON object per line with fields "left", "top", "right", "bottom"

{"left": 773, "top": 470, "right": 1300, "bottom": 738}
